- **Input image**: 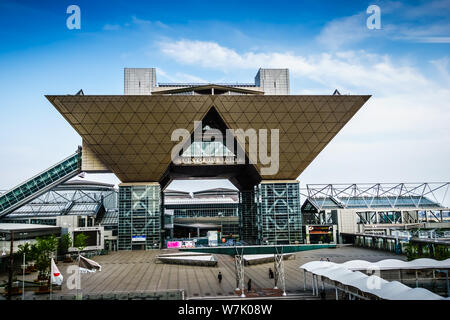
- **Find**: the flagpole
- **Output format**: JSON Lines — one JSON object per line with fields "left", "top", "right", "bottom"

{"left": 22, "top": 251, "right": 25, "bottom": 300}
{"left": 50, "top": 255, "right": 52, "bottom": 300}
{"left": 77, "top": 250, "right": 81, "bottom": 300}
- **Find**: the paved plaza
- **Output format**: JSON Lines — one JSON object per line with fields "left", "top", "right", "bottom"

{"left": 0, "top": 246, "right": 406, "bottom": 299}
{"left": 1, "top": 246, "right": 405, "bottom": 299}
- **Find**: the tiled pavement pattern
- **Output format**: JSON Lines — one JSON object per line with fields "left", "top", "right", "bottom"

{"left": 2, "top": 246, "right": 405, "bottom": 299}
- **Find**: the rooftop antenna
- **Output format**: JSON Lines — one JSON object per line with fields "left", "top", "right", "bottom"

{"left": 333, "top": 89, "right": 341, "bottom": 95}
{"left": 76, "top": 89, "right": 84, "bottom": 96}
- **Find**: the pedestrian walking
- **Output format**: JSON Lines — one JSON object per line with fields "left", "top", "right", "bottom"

{"left": 326, "top": 258, "right": 330, "bottom": 262}
{"left": 247, "top": 278, "right": 252, "bottom": 292}
{"left": 269, "top": 268, "right": 274, "bottom": 279}
{"left": 218, "top": 271, "right": 222, "bottom": 284}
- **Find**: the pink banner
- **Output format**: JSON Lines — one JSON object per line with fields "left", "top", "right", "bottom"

{"left": 167, "top": 241, "right": 182, "bottom": 248}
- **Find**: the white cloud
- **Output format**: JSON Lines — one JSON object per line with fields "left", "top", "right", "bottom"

{"left": 131, "top": 16, "right": 169, "bottom": 29}
{"left": 158, "top": 39, "right": 450, "bottom": 183}
{"left": 103, "top": 24, "right": 121, "bottom": 31}
{"left": 316, "top": 13, "right": 372, "bottom": 49}
{"left": 158, "top": 68, "right": 208, "bottom": 83}
{"left": 131, "top": 16, "right": 151, "bottom": 26}
{"left": 414, "top": 37, "right": 450, "bottom": 43}
{"left": 315, "top": 1, "right": 450, "bottom": 47}
{"left": 158, "top": 39, "right": 433, "bottom": 96}
{"left": 102, "top": 16, "right": 169, "bottom": 32}
{"left": 430, "top": 56, "right": 450, "bottom": 85}
{"left": 400, "top": 0, "right": 450, "bottom": 18}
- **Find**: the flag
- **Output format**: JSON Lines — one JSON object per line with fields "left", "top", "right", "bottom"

{"left": 78, "top": 255, "right": 102, "bottom": 273}
{"left": 51, "top": 258, "right": 63, "bottom": 286}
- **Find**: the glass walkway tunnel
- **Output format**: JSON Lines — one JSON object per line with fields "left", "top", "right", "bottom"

{"left": 0, "top": 148, "right": 82, "bottom": 218}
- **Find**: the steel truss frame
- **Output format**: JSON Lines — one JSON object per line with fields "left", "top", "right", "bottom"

{"left": 305, "top": 182, "right": 449, "bottom": 210}
{"left": 273, "top": 247, "right": 287, "bottom": 296}
{"left": 234, "top": 248, "right": 245, "bottom": 297}
{"left": 4, "top": 187, "right": 116, "bottom": 218}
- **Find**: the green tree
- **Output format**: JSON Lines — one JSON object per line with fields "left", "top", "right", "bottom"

{"left": 74, "top": 233, "right": 88, "bottom": 253}
{"left": 60, "top": 233, "right": 73, "bottom": 254}
{"left": 33, "top": 235, "right": 58, "bottom": 280}
{"left": 404, "top": 242, "right": 418, "bottom": 261}
{"left": 17, "top": 242, "right": 33, "bottom": 265}
{"left": 434, "top": 245, "right": 450, "bottom": 260}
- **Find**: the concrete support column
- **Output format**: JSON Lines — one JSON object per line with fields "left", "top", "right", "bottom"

{"left": 332, "top": 225, "right": 337, "bottom": 244}
{"left": 303, "top": 270, "right": 306, "bottom": 291}
{"left": 415, "top": 270, "right": 419, "bottom": 288}
{"left": 314, "top": 275, "right": 319, "bottom": 296}
{"left": 321, "top": 278, "right": 325, "bottom": 299}
{"left": 312, "top": 274, "right": 315, "bottom": 295}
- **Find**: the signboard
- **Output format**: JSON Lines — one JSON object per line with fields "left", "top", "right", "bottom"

{"left": 207, "top": 231, "right": 219, "bottom": 247}
{"left": 308, "top": 226, "right": 332, "bottom": 234}
{"left": 167, "top": 241, "right": 182, "bottom": 248}
{"left": 73, "top": 230, "right": 98, "bottom": 247}
{"left": 182, "top": 241, "right": 195, "bottom": 248}
{"left": 164, "top": 209, "right": 174, "bottom": 216}
{"left": 69, "top": 227, "right": 104, "bottom": 252}
{"left": 132, "top": 235, "right": 146, "bottom": 242}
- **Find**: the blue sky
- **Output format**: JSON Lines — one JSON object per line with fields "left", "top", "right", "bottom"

{"left": 0, "top": 0, "right": 449, "bottom": 195}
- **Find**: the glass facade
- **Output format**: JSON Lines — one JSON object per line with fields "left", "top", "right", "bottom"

{"left": 164, "top": 202, "right": 239, "bottom": 239}
{"left": 118, "top": 184, "right": 161, "bottom": 250}
{"left": 166, "top": 203, "right": 238, "bottom": 218}
{"left": 182, "top": 140, "right": 234, "bottom": 158}
{"left": 239, "top": 190, "right": 259, "bottom": 244}
{"left": 221, "top": 222, "right": 240, "bottom": 237}
{"left": 116, "top": 182, "right": 304, "bottom": 250}
{"left": 1, "top": 218, "right": 57, "bottom": 226}
{"left": 257, "top": 182, "right": 303, "bottom": 245}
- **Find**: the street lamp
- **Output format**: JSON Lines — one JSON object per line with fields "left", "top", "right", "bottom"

{"left": 21, "top": 239, "right": 29, "bottom": 300}
{"left": 17, "top": 232, "right": 28, "bottom": 300}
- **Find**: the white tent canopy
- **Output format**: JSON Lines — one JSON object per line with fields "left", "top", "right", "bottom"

{"left": 300, "top": 257, "right": 450, "bottom": 275}
{"left": 330, "top": 258, "right": 450, "bottom": 271}
{"left": 300, "top": 259, "right": 447, "bottom": 300}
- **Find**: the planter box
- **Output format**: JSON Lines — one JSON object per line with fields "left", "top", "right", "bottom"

{"left": 34, "top": 286, "right": 50, "bottom": 295}
{"left": 4, "top": 287, "right": 22, "bottom": 296}
{"left": 27, "top": 266, "right": 37, "bottom": 272}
